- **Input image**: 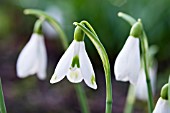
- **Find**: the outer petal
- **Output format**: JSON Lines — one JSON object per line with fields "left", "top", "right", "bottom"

{"left": 79, "top": 41, "right": 97, "bottom": 89}
{"left": 16, "top": 33, "right": 39, "bottom": 78}
{"left": 50, "top": 40, "right": 75, "bottom": 83}
{"left": 136, "top": 64, "right": 157, "bottom": 100}
{"left": 135, "top": 68, "right": 147, "bottom": 100}
{"left": 153, "top": 98, "right": 170, "bottom": 113}
{"left": 150, "top": 63, "right": 158, "bottom": 95}
{"left": 37, "top": 36, "right": 47, "bottom": 80}
{"left": 66, "top": 41, "right": 83, "bottom": 83}
{"left": 114, "top": 36, "right": 140, "bottom": 85}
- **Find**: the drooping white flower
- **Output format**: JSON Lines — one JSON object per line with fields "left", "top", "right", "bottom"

{"left": 114, "top": 36, "right": 140, "bottom": 85}
{"left": 153, "top": 97, "right": 170, "bottom": 113}
{"left": 135, "top": 64, "right": 157, "bottom": 100}
{"left": 16, "top": 33, "right": 47, "bottom": 80}
{"left": 50, "top": 40, "right": 97, "bottom": 89}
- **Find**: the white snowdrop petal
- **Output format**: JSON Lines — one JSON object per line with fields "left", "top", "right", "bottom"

{"left": 153, "top": 98, "right": 170, "bottom": 113}
{"left": 79, "top": 42, "right": 97, "bottom": 89}
{"left": 114, "top": 36, "right": 140, "bottom": 85}
{"left": 127, "top": 37, "right": 140, "bottom": 85}
{"left": 67, "top": 68, "right": 83, "bottom": 83}
{"left": 136, "top": 65, "right": 157, "bottom": 100}
{"left": 16, "top": 33, "right": 40, "bottom": 78}
{"left": 136, "top": 68, "right": 148, "bottom": 100}
{"left": 50, "top": 40, "right": 75, "bottom": 83}
{"left": 37, "top": 36, "right": 47, "bottom": 80}
{"left": 150, "top": 63, "right": 158, "bottom": 95}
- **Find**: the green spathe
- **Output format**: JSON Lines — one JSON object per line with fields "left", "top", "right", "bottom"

{"left": 161, "top": 83, "right": 168, "bottom": 100}
{"left": 33, "top": 19, "right": 44, "bottom": 34}
{"left": 130, "top": 20, "right": 142, "bottom": 38}
{"left": 74, "top": 26, "right": 85, "bottom": 41}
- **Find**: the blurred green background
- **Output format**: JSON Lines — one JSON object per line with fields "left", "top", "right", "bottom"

{"left": 0, "top": 0, "right": 170, "bottom": 113}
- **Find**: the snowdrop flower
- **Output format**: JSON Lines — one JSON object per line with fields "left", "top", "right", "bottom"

{"left": 114, "top": 36, "right": 140, "bottom": 85}
{"left": 50, "top": 26, "right": 97, "bottom": 89}
{"left": 153, "top": 84, "right": 170, "bottom": 113}
{"left": 135, "top": 64, "right": 157, "bottom": 100}
{"left": 16, "top": 33, "right": 47, "bottom": 80}
{"left": 114, "top": 22, "right": 142, "bottom": 85}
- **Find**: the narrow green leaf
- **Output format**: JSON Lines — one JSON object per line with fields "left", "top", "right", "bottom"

{"left": 0, "top": 78, "right": 7, "bottom": 113}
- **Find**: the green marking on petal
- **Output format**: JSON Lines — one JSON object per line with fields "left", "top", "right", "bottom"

{"left": 50, "top": 74, "right": 57, "bottom": 83}
{"left": 53, "top": 75, "right": 57, "bottom": 80}
{"left": 91, "top": 75, "right": 95, "bottom": 85}
{"left": 70, "top": 71, "right": 79, "bottom": 79}
{"left": 71, "top": 55, "right": 80, "bottom": 68}
{"left": 51, "top": 74, "right": 57, "bottom": 81}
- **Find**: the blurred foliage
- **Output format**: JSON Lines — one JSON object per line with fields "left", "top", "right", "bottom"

{"left": 0, "top": 0, "right": 170, "bottom": 112}
{"left": 4, "top": 0, "right": 169, "bottom": 60}
{"left": 0, "top": 0, "right": 170, "bottom": 60}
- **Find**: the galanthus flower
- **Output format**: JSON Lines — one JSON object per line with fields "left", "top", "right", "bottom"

{"left": 153, "top": 84, "right": 170, "bottom": 113}
{"left": 135, "top": 65, "right": 157, "bottom": 100}
{"left": 50, "top": 26, "right": 97, "bottom": 89}
{"left": 114, "top": 22, "right": 142, "bottom": 85}
{"left": 16, "top": 33, "right": 47, "bottom": 80}
{"left": 114, "top": 36, "right": 140, "bottom": 85}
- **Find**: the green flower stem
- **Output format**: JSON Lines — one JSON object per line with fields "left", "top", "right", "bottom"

{"left": 74, "top": 21, "right": 113, "bottom": 113}
{"left": 75, "top": 84, "right": 90, "bottom": 113}
{"left": 118, "top": 12, "right": 154, "bottom": 113}
{"left": 0, "top": 78, "right": 7, "bottom": 113}
{"left": 24, "top": 9, "right": 90, "bottom": 113}
{"left": 81, "top": 21, "right": 97, "bottom": 36}
{"left": 24, "top": 9, "right": 68, "bottom": 49}
{"left": 123, "top": 84, "right": 135, "bottom": 113}
{"left": 33, "top": 18, "right": 44, "bottom": 34}
{"left": 140, "top": 22, "right": 154, "bottom": 112}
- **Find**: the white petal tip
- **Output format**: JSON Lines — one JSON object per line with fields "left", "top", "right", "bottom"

{"left": 87, "top": 75, "right": 97, "bottom": 90}
{"left": 50, "top": 80, "right": 55, "bottom": 84}
{"left": 17, "top": 75, "right": 27, "bottom": 79}
{"left": 115, "top": 73, "right": 128, "bottom": 82}
{"left": 38, "top": 77, "right": 46, "bottom": 80}
{"left": 37, "top": 72, "right": 47, "bottom": 80}
{"left": 50, "top": 74, "right": 58, "bottom": 84}
{"left": 16, "top": 71, "right": 29, "bottom": 79}
{"left": 50, "top": 74, "right": 64, "bottom": 84}
{"left": 91, "top": 85, "right": 97, "bottom": 90}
